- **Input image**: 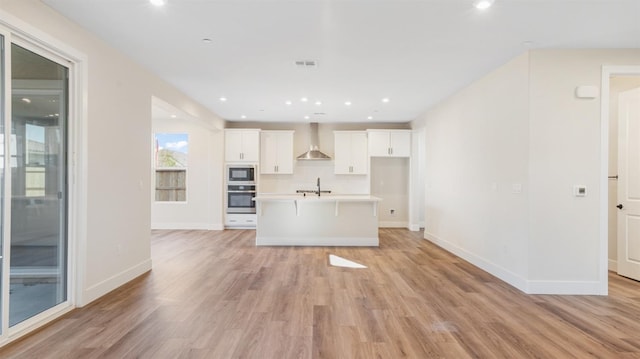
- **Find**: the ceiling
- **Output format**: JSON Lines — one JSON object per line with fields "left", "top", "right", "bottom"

{"left": 42, "top": 0, "right": 640, "bottom": 124}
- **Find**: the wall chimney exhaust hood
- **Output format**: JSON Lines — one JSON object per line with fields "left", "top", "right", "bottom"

{"left": 297, "top": 122, "right": 331, "bottom": 160}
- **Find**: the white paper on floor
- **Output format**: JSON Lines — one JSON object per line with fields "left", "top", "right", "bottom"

{"left": 329, "top": 254, "right": 367, "bottom": 269}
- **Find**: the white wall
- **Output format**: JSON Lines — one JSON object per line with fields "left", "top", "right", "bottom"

{"left": 527, "top": 50, "right": 640, "bottom": 294}
{"left": 0, "top": 0, "right": 224, "bottom": 306}
{"left": 371, "top": 157, "right": 409, "bottom": 227}
{"left": 151, "top": 100, "right": 224, "bottom": 230}
{"left": 413, "top": 49, "right": 640, "bottom": 295}
{"left": 607, "top": 76, "right": 640, "bottom": 271}
{"left": 413, "top": 53, "right": 531, "bottom": 288}
{"left": 410, "top": 129, "right": 426, "bottom": 230}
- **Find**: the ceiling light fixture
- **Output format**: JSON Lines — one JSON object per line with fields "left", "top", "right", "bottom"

{"left": 21, "top": 98, "right": 31, "bottom": 104}
{"left": 315, "top": 101, "right": 322, "bottom": 106}
{"left": 219, "top": 97, "right": 227, "bottom": 102}
{"left": 473, "top": 0, "right": 494, "bottom": 10}
{"left": 285, "top": 100, "right": 292, "bottom": 105}
{"left": 381, "top": 98, "right": 390, "bottom": 103}
{"left": 170, "top": 114, "right": 177, "bottom": 119}
{"left": 367, "top": 116, "right": 373, "bottom": 120}
{"left": 300, "top": 97, "right": 308, "bottom": 102}
{"left": 201, "top": 38, "right": 213, "bottom": 43}
{"left": 344, "top": 101, "right": 352, "bottom": 106}
{"left": 241, "top": 115, "right": 247, "bottom": 119}
{"left": 304, "top": 115, "right": 310, "bottom": 120}
{"left": 149, "top": 0, "right": 166, "bottom": 7}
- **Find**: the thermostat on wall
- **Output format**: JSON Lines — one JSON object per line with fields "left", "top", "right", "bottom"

{"left": 573, "top": 185, "right": 587, "bottom": 197}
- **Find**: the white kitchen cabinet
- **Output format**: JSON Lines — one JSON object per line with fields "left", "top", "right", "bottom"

{"left": 225, "top": 129, "right": 260, "bottom": 162}
{"left": 260, "top": 130, "right": 294, "bottom": 174}
{"left": 367, "top": 129, "right": 411, "bottom": 157}
{"left": 334, "top": 131, "right": 368, "bottom": 174}
{"left": 225, "top": 213, "right": 257, "bottom": 228}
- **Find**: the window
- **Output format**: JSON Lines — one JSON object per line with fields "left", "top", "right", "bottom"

{"left": 154, "top": 133, "right": 188, "bottom": 202}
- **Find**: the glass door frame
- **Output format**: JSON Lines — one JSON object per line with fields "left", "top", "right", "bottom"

{"left": 0, "top": 27, "right": 79, "bottom": 344}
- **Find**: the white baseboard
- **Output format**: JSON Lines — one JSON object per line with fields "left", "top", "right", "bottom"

{"left": 424, "top": 231, "right": 528, "bottom": 292}
{"left": 408, "top": 224, "right": 420, "bottom": 231}
{"left": 379, "top": 221, "right": 409, "bottom": 228}
{"left": 525, "top": 280, "right": 605, "bottom": 295}
{"left": 424, "top": 231, "right": 606, "bottom": 295}
{"left": 80, "top": 259, "right": 152, "bottom": 306}
{"left": 151, "top": 222, "right": 224, "bottom": 230}
{"left": 609, "top": 259, "right": 618, "bottom": 272}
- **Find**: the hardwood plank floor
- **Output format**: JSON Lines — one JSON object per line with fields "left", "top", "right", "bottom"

{"left": 2, "top": 228, "right": 640, "bottom": 358}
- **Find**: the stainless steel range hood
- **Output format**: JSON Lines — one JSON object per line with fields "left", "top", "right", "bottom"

{"left": 297, "top": 122, "right": 331, "bottom": 160}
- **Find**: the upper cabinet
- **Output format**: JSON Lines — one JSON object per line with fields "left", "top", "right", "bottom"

{"left": 367, "top": 129, "right": 411, "bottom": 157}
{"left": 225, "top": 129, "right": 260, "bottom": 162}
{"left": 334, "top": 131, "right": 368, "bottom": 175}
{"left": 260, "top": 130, "right": 294, "bottom": 174}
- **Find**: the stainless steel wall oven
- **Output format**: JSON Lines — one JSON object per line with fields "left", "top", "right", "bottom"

{"left": 225, "top": 165, "right": 256, "bottom": 214}
{"left": 226, "top": 184, "right": 256, "bottom": 214}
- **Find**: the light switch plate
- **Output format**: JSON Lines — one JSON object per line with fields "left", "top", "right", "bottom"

{"left": 573, "top": 185, "right": 587, "bottom": 197}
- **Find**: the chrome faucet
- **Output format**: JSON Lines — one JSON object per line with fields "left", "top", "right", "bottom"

{"left": 316, "top": 177, "right": 321, "bottom": 197}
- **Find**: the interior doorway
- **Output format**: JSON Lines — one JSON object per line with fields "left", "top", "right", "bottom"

{"left": 603, "top": 68, "right": 640, "bottom": 287}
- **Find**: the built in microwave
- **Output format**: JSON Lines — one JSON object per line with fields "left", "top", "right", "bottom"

{"left": 227, "top": 165, "right": 256, "bottom": 183}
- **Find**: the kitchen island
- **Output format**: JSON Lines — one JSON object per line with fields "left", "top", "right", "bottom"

{"left": 253, "top": 194, "right": 381, "bottom": 246}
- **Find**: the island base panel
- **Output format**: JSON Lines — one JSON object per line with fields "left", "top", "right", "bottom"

{"left": 256, "top": 201, "right": 379, "bottom": 246}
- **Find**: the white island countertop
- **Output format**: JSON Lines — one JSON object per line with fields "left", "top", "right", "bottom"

{"left": 253, "top": 193, "right": 382, "bottom": 246}
{"left": 254, "top": 194, "right": 381, "bottom": 202}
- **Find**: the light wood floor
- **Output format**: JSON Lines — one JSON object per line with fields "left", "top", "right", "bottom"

{"left": 2, "top": 228, "right": 640, "bottom": 358}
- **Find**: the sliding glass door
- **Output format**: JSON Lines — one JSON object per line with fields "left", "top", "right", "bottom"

{"left": 0, "top": 34, "right": 5, "bottom": 335}
{"left": 6, "top": 43, "right": 68, "bottom": 327}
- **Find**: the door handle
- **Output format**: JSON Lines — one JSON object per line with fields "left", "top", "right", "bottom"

{"left": 617, "top": 204, "right": 624, "bottom": 210}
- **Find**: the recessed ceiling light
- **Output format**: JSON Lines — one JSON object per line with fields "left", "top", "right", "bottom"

{"left": 381, "top": 98, "right": 390, "bottom": 103}
{"left": 344, "top": 101, "right": 352, "bottom": 106}
{"left": 170, "top": 114, "right": 177, "bottom": 118}
{"left": 473, "top": 0, "right": 494, "bottom": 10}
{"left": 149, "top": 0, "right": 166, "bottom": 6}
{"left": 241, "top": 115, "right": 247, "bottom": 119}
{"left": 21, "top": 98, "right": 31, "bottom": 104}
{"left": 285, "top": 100, "right": 292, "bottom": 106}
{"left": 367, "top": 116, "right": 373, "bottom": 120}
{"left": 304, "top": 115, "right": 310, "bottom": 120}
{"left": 300, "top": 97, "right": 308, "bottom": 102}
{"left": 315, "top": 101, "right": 322, "bottom": 106}
{"left": 219, "top": 97, "right": 227, "bottom": 102}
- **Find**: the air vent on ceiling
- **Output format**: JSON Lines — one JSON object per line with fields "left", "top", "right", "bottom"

{"left": 295, "top": 60, "right": 317, "bottom": 68}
